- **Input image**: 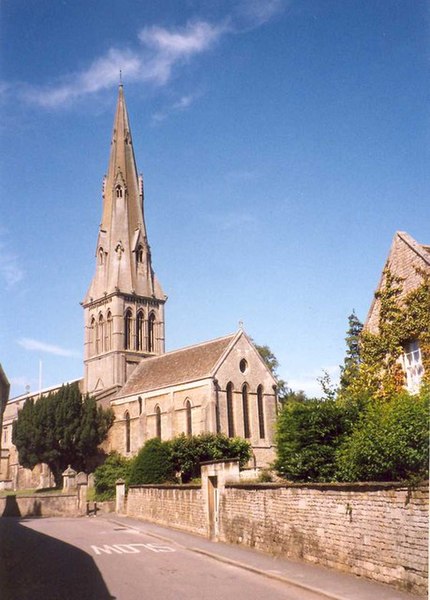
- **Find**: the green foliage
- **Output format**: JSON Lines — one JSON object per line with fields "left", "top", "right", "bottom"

{"left": 94, "top": 452, "right": 132, "bottom": 500}
{"left": 339, "top": 311, "right": 363, "bottom": 391}
{"left": 12, "top": 383, "right": 114, "bottom": 485}
{"left": 170, "top": 433, "right": 251, "bottom": 482}
{"left": 354, "top": 271, "right": 430, "bottom": 397}
{"left": 128, "top": 438, "right": 175, "bottom": 485}
{"left": 274, "top": 399, "right": 358, "bottom": 482}
{"left": 336, "top": 387, "right": 429, "bottom": 481}
{"left": 127, "top": 433, "right": 251, "bottom": 485}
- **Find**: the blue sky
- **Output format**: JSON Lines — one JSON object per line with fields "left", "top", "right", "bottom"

{"left": 1, "top": 0, "right": 429, "bottom": 398}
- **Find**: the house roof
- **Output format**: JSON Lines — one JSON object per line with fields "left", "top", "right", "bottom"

{"left": 116, "top": 333, "right": 237, "bottom": 397}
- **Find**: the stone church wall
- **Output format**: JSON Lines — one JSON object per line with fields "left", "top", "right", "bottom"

{"left": 127, "top": 484, "right": 206, "bottom": 536}
{"left": 0, "top": 493, "right": 78, "bottom": 518}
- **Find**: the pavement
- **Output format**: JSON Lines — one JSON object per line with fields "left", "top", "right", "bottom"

{"left": 103, "top": 514, "right": 425, "bottom": 600}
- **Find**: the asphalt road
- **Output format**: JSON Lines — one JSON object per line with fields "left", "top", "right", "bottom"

{"left": 0, "top": 516, "right": 326, "bottom": 600}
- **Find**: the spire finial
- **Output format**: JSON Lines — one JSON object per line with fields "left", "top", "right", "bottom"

{"left": 119, "top": 69, "right": 123, "bottom": 86}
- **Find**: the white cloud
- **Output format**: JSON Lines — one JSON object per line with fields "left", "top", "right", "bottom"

{"left": 18, "top": 3, "right": 288, "bottom": 108}
{"left": 234, "top": 0, "right": 287, "bottom": 29}
{"left": 0, "top": 232, "right": 24, "bottom": 289}
{"left": 22, "top": 21, "right": 228, "bottom": 108}
{"left": 151, "top": 92, "right": 200, "bottom": 123}
{"left": 18, "top": 338, "right": 80, "bottom": 358}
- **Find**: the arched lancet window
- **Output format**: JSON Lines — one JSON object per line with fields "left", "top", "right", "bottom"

{"left": 138, "top": 397, "right": 143, "bottom": 415}
{"left": 226, "top": 382, "right": 234, "bottom": 438}
{"left": 98, "top": 247, "right": 104, "bottom": 265}
{"left": 185, "top": 400, "right": 192, "bottom": 436}
{"left": 98, "top": 314, "right": 104, "bottom": 353}
{"left": 137, "top": 245, "right": 144, "bottom": 263}
{"left": 257, "top": 385, "right": 265, "bottom": 439}
{"left": 105, "top": 311, "right": 112, "bottom": 352}
{"left": 148, "top": 312, "right": 156, "bottom": 352}
{"left": 136, "top": 310, "right": 144, "bottom": 351}
{"left": 242, "top": 383, "right": 250, "bottom": 439}
{"left": 124, "top": 309, "right": 133, "bottom": 350}
{"left": 90, "top": 317, "right": 96, "bottom": 356}
{"left": 155, "top": 405, "right": 161, "bottom": 439}
{"left": 116, "top": 185, "right": 123, "bottom": 198}
{"left": 125, "top": 411, "right": 131, "bottom": 453}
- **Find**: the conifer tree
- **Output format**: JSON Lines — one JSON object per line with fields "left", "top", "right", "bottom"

{"left": 339, "top": 310, "right": 363, "bottom": 391}
{"left": 12, "top": 382, "right": 114, "bottom": 486}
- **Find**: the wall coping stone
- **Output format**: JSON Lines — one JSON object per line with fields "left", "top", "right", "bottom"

{"left": 200, "top": 458, "right": 240, "bottom": 466}
{"left": 225, "top": 480, "right": 428, "bottom": 492}
{"left": 128, "top": 484, "right": 201, "bottom": 490}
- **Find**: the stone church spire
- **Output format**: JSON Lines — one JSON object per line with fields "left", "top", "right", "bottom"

{"left": 82, "top": 85, "right": 166, "bottom": 397}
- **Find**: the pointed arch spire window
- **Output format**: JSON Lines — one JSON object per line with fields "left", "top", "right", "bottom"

{"left": 98, "top": 247, "right": 105, "bottom": 265}
{"left": 116, "top": 185, "right": 123, "bottom": 198}
{"left": 137, "top": 245, "right": 144, "bottom": 264}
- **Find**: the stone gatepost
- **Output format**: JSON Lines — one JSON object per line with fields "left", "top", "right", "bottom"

{"left": 200, "top": 459, "right": 240, "bottom": 541}
{"left": 116, "top": 478, "right": 126, "bottom": 514}
{"left": 62, "top": 465, "right": 77, "bottom": 492}
{"left": 76, "top": 472, "right": 88, "bottom": 515}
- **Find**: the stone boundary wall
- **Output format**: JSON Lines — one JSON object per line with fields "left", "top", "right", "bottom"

{"left": 220, "top": 481, "right": 428, "bottom": 595}
{"left": 0, "top": 493, "right": 78, "bottom": 518}
{"left": 127, "top": 484, "right": 206, "bottom": 536}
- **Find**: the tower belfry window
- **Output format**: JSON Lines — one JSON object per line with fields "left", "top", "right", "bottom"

{"left": 124, "top": 309, "right": 133, "bottom": 350}
{"left": 148, "top": 313, "right": 156, "bottom": 352}
{"left": 136, "top": 311, "right": 144, "bottom": 351}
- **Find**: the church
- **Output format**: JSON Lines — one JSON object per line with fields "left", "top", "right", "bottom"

{"left": 1, "top": 85, "right": 278, "bottom": 488}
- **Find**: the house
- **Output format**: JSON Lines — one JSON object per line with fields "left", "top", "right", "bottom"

{"left": 365, "top": 231, "right": 430, "bottom": 393}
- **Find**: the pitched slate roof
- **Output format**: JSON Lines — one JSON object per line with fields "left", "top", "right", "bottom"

{"left": 117, "top": 333, "right": 236, "bottom": 397}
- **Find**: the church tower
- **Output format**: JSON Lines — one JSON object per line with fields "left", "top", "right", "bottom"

{"left": 82, "top": 85, "right": 166, "bottom": 396}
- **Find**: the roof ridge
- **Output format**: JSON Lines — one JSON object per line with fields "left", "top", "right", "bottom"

{"left": 161, "top": 332, "right": 237, "bottom": 358}
{"left": 396, "top": 231, "right": 430, "bottom": 266}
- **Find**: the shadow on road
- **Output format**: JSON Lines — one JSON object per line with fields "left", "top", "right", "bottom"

{"left": 0, "top": 514, "right": 115, "bottom": 600}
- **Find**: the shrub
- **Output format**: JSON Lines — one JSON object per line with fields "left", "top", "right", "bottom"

{"left": 128, "top": 438, "right": 175, "bottom": 485}
{"left": 170, "top": 433, "right": 251, "bottom": 483}
{"left": 335, "top": 387, "right": 429, "bottom": 482}
{"left": 274, "top": 399, "right": 356, "bottom": 482}
{"left": 94, "top": 452, "right": 132, "bottom": 500}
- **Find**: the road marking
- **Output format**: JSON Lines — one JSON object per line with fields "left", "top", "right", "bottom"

{"left": 91, "top": 543, "right": 175, "bottom": 555}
